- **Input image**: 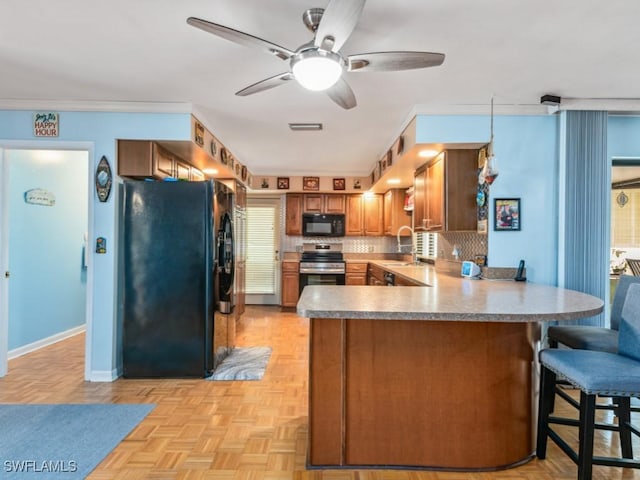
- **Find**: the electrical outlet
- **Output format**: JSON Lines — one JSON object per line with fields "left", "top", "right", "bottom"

{"left": 368, "top": 245, "right": 374, "bottom": 253}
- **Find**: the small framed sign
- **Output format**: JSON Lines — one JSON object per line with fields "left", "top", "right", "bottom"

{"left": 494, "top": 198, "right": 520, "bottom": 231}
{"left": 277, "top": 177, "right": 289, "bottom": 189}
{"left": 33, "top": 112, "right": 59, "bottom": 137}
{"left": 303, "top": 176, "right": 320, "bottom": 191}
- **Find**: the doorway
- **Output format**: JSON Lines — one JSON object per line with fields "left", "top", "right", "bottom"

{"left": 610, "top": 159, "right": 640, "bottom": 306}
{"left": 245, "top": 197, "right": 281, "bottom": 305}
{"left": 0, "top": 146, "right": 90, "bottom": 377}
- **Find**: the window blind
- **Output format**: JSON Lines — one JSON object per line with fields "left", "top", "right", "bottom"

{"left": 246, "top": 206, "right": 277, "bottom": 295}
{"left": 416, "top": 232, "right": 437, "bottom": 259}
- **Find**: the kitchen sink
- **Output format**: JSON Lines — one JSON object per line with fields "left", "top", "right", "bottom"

{"left": 380, "top": 262, "right": 413, "bottom": 267}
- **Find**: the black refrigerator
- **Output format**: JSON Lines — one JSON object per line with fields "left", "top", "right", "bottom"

{"left": 121, "top": 180, "right": 217, "bottom": 378}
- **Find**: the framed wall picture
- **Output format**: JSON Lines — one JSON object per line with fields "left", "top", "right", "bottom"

{"left": 303, "top": 176, "right": 320, "bottom": 191}
{"left": 277, "top": 177, "right": 289, "bottom": 189}
{"left": 494, "top": 198, "right": 521, "bottom": 231}
{"left": 333, "top": 178, "right": 345, "bottom": 190}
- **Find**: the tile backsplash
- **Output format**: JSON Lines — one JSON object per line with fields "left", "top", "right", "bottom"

{"left": 437, "top": 232, "right": 488, "bottom": 263}
{"left": 282, "top": 235, "right": 396, "bottom": 254}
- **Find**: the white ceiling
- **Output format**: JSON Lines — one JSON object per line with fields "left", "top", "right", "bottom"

{"left": 2, "top": 0, "right": 640, "bottom": 177}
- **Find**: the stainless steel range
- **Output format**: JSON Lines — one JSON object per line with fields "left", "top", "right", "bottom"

{"left": 299, "top": 243, "right": 346, "bottom": 295}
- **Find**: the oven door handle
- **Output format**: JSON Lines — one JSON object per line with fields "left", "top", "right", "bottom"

{"left": 299, "top": 268, "right": 346, "bottom": 274}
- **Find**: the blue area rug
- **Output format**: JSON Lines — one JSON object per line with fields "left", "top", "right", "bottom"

{"left": 0, "top": 403, "right": 154, "bottom": 479}
{"left": 207, "top": 346, "right": 272, "bottom": 380}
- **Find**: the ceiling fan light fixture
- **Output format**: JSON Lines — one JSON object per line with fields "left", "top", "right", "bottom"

{"left": 291, "top": 49, "right": 344, "bottom": 91}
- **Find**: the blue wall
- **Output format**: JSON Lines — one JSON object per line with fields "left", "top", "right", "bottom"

{"left": 1, "top": 110, "right": 192, "bottom": 378}
{"left": 415, "top": 115, "right": 559, "bottom": 285}
{"left": 608, "top": 115, "right": 640, "bottom": 158}
{"left": 8, "top": 150, "right": 88, "bottom": 349}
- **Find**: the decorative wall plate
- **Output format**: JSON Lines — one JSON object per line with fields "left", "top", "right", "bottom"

{"left": 95, "top": 155, "right": 112, "bottom": 203}
{"left": 221, "top": 148, "right": 228, "bottom": 165}
{"left": 210, "top": 140, "right": 217, "bottom": 156}
{"left": 617, "top": 190, "right": 629, "bottom": 208}
{"left": 241, "top": 165, "right": 247, "bottom": 181}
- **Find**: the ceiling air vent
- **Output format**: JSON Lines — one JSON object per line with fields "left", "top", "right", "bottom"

{"left": 289, "top": 123, "right": 323, "bottom": 131}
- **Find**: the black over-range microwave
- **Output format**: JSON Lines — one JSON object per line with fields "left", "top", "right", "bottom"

{"left": 302, "top": 213, "right": 345, "bottom": 237}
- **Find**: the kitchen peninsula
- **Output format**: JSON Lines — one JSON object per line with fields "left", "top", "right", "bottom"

{"left": 297, "top": 267, "right": 604, "bottom": 471}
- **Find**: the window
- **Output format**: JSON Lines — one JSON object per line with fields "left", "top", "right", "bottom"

{"left": 416, "top": 232, "right": 437, "bottom": 259}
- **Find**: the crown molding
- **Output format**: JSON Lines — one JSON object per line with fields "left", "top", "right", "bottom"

{"left": 0, "top": 99, "right": 193, "bottom": 113}
{"left": 413, "top": 103, "right": 547, "bottom": 116}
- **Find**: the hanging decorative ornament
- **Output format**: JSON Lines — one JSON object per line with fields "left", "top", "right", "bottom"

{"left": 480, "top": 95, "right": 499, "bottom": 185}
{"left": 617, "top": 190, "right": 629, "bottom": 208}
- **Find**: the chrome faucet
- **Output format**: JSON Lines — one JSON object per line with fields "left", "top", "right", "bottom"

{"left": 396, "top": 226, "right": 418, "bottom": 265}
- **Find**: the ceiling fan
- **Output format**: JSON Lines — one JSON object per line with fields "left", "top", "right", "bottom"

{"left": 187, "top": 0, "right": 445, "bottom": 109}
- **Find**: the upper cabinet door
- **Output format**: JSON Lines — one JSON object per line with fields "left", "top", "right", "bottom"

{"left": 285, "top": 194, "right": 303, "bottom": 235}
{"left": 413, "top": 165, "right": 427, "bottom": 231}
{"left": 304, "top": 195, "right": 324, "bottom": 213}
{"left": 363, "top": 194, "right": 384, "bottom": 236}
{"left": 425, "top": 154, "right": 444, "bottom": 231}
{"left": 345, "top": 195, "right": 364, "bottom": 235}
{"left": 324, "top": 195, "right": 346, "bottom": 214}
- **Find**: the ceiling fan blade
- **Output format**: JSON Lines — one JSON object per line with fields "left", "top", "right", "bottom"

{"left": 235, "top": 72, "right": 293, "bottom": 97}
{"left": 314, "top": 0, "right": 366, "bottom": 52}
{"left": 348, "top": 51, "right": 445, "bottom": 72}
{"left": 187, "top": 17, "right": 294, "bottom": 60}
{"left": 326, "top": 77, "right": 357, "bottom": 110}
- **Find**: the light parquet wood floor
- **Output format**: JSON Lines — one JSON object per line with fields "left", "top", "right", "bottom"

{"left": 1, "top": 305, "right": 639, "bottom": 480}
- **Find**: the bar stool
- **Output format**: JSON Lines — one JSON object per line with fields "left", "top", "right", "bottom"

{"left": 547, "top": 275, "right": 640, "bottom": 353}
{"left": 536, "top": 283, "right": 640, "bottom": 480}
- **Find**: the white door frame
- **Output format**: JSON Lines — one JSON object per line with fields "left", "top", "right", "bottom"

{"left": 0, "top": 140, "right": 94, "bottom": 379}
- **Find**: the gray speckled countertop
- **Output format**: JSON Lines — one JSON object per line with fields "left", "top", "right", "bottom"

{"left": 297, "top": 262, "right": 604, "bottom": 322}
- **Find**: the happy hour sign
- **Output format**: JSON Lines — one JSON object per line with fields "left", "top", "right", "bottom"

{"left": 33, "top": 112, "right": 59, "bottom": 137}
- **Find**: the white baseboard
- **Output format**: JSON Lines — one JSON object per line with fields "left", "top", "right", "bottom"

{"left": 8, "top": 325, "right": 85, "bottom": 360}
{"left": 87, "top": 369, "right": 119, "bottom": 382}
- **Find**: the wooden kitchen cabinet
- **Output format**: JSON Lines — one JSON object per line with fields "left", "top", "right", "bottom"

{"left": 304, "top": 194, "right": 345, "bottom": 214}
{"left": 118, "top": 140, "right": 177, "bottom": 179}
{"left": 363, "top": 194, "right": 384, "bottom": 235}
{"left": 384, "top": 188, "right": 412, "bottom": 236}
{"left": 281, "top": 261, "right": 300, "bottom": 307}
{"left": 118, "top": 140, "right": 207, "bottom": 182}
{"left": 345, "top": 194, "right": 383, "bottom": 236}
{"left": 190, "top": 167, "right": 205, "bottom": 181}
{"left": 367, "top": 263, "right": 386, "bottom": 286}
{"left": 413, "top": 150, "right": 477, "bottom": 232}
{"left": 176, "top": 160, "right": 191, "bottom": 181}
{"left": 425, "top": 154, "right": 444, "bottom": 230}
{"left": 346, "top": 262, "right": 367, "bottom": 285}
{"left": 285, "top": 194, "right": 303, "bottom": 235}
{"left": 345, "top": 195, "right": 364, "bottom": 235}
